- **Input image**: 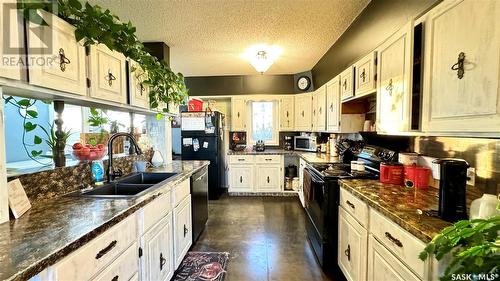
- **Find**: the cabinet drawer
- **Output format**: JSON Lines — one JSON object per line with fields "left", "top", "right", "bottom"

{"left": 91, "top": 242, "right": 138, "bottom": 281}
{"left": 229, "top": 155, "right": 254, "bottom": 164}
{"left": 369, "top": 209, "right": 426, "bottom": 279}
{"left": 172, "top": 179, "right": 190, "bottom": 208}
{"left": 255, "top": 155, "right": 281, "bottom": 164}
{"left": 143, "top": 192, "right": 171, "bottom": 234}
{"left": 53, "top": 214, "right": 137, "bottom": 280}
{"left": 339, "top": 187, "right": 369, "bottom": 227}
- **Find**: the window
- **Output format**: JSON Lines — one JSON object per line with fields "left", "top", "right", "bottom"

{"left": 250, "top": 101, "right": 278, "bottom": 145}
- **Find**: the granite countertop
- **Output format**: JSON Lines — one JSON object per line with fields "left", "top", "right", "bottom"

{"left": 0, "top": 160, "right": 209, "bottom": 281}
{"left": 227, "top": 149, "right": 341, "bottom": 164}
{"left": 338, "top": 179, "right": 482, "bottom": 243}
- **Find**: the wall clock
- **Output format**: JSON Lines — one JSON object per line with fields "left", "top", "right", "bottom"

{"left": 297, "top": 76, "right": 311, "bottom": 91}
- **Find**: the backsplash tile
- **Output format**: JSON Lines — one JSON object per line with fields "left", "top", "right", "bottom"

{"left": 413, "top": 136, "right": 500, "bottom": 195}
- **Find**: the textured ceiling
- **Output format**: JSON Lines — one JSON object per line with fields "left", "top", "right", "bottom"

{"left": 89, "top": 0, "right": 370, "bottom": 76}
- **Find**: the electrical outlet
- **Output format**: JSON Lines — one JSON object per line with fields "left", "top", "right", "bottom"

{"left": 466, "top": 167, "right": 476, "bottom": 186}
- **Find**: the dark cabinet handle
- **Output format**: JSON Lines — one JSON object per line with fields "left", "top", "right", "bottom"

{"left": 111, "top": 276, "right": 118, "bottom": 281}
{"left": 237, "top": 112, "right": 240, "bottom": 118}
{"left": 184, "top": 224, "right": 188, "bottom": 237}
{"left": 385, "top": 232, "right": 403, "bottom": 248}
{"left": 343, "top": 79, "right": 347, "bottom": 90}
{"left": 360, "top": 69, "right": 366, "bottom": 82}
{"left": 344, "top": 244, "right": 351, "bottom": 261}
{"left": 240, "top": 176, "right": 243, "bottom": 183}
{"left": 386, "top": 79, "right": 393, "bottom": 96}
{"left": 58, "top": 48, "right": 71, "bottom": 72}
{"left": 286, "top": 111, "right": 289, "bottom": 118}
{"left": 267, "top": 176, "right": 270, "bottom": 183}
{"left": 346, "top": 200, "right": 355, "bottom": 209}
{"left": 319, "top": 107, "right": 322, "bottom": 114}
{"left": 138, "top": 83, "right": 145, "bottom": 95}
{"left": 313, "top": 109, "right": 316, "bottom": 116}
{"left": 95, "top": 240, "right": 117, "bottom": 259}
{"left": 107, "top": 70, "right": 117, "bottom": 86}
{"left": 160, "top": 253, "right": 166, "bottom": 270}
{"left": 330, "top": 103, "right": 333, "bottom": 111}
{"left": 238, "top": 158, "right": 245, "bottom": 161}
{"left": 451, "top": 52, "right": 465, "bottom": 79}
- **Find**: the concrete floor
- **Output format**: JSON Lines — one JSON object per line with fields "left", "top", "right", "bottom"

{"left": 191, "top": 195, "right": 334, "bottom": 281}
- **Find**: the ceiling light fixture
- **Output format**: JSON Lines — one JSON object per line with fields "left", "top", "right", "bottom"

{"left": 242, "top": 44, "right": 282, "bottom": 74}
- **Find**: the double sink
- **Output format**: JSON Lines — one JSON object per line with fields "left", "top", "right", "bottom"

{"left": 74, "top": 172, "right": 178, "bottom": 198}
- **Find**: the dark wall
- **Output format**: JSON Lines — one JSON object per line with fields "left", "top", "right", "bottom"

{"left": 185, "top": 75, "right": 295, "bottom": 96}
{"left": 144, "top": 42, "right": 170, "bottom": 66}
{"left": 311, "top": 0, "right": 440, "bottom": 87}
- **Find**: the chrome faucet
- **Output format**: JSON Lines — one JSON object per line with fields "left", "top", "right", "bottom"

{"left": 106, "top": 132, "right": 142, "bottom": 182}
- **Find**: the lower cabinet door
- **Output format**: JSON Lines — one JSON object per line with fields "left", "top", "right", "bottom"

{"left": 229, "top": 165, "right": 254, "bottom": 192}
{"left": 92, "top": 242, "right": 139, "bottom": 281}
{"left": 256, "top": 165, "right": 281, "bottom": 192}
{"left": 367, "top": 235, "right": 420, "bottom": 281}
{"left": 338, "top": 207, "right": 368, "bottom": 281}
{"left": 143, "top": 214, "right": 174, "bottom": 281}
{"left": 174, "top": 195, "right": 192, "bottom": 268}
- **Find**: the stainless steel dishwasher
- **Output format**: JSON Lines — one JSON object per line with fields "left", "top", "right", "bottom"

{"left": 191, "top": 166, "right": 208, "bottom": 242}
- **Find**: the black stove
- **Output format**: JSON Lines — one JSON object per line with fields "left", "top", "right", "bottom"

{"left": 303, "top": 145, "right": 394, "bottom": 277}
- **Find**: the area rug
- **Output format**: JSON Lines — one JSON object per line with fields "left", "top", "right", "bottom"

{"left": 173, "top": 252, "right": 230, "bottom": 281}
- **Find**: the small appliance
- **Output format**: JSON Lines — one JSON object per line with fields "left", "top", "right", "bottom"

{"left": 294, "top": 135, "right": 317, "bottom": 152}
{"left": 283, "top": 136, "right": 293, "bottom": 150}
{"left": 230, "top": 132, "right": 246, "bottom": 150}
{"left": 403, "top": 165, "right": 431, "bottom": 189}
{"left": 379, "top": 162, "right": 404, "bottom": 185}
{"left": 435, "top": 159, "right": 469, "bottom": 222}
{"left": 255, "top": 140, "right": 265, "bottom": 152}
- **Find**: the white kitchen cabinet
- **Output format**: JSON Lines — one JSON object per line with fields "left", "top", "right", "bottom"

{"left": 313, "top": 85, "right": 327, "bottom": 131}
{"left": 88, "top": 44, "right": 127, "bottom": 104}
{"left": 367, "top": 235, "right": 420, "bottom": 281}
{"left": 354, "top": 52, "right": 377, "bottom": 98}
{"left": 326, "top": 76, "right": 341, "bottom": 132}
{"left": 376, "top": 22, "right": 413, "bottom": 133}
{"left": 294, "top": 92, "right": 312, "bottom": 131}
{"left": 173, "top": 195, "right": 192, "bottom": 268}
{"left": 256, "top": 165, "right": 281, "bottom": 192}
{"left": 27, "top": 10, "right": 87, "bottom": 95}
{"left": 421, "top": 0, "right": 500, "bottom": 134}
{"left": 340, "top": 66, "right": 354, "bottom": 101}
{"left": 231, "top": 97, "right": 247, "bottom": 131}
{"left": 279, "top": 95, "right": 295, "bottom": 131}
{"left": 229, "top": 165, "right": 254, "bottom": 192}
{"left": 142, "top": 214, "right": 174, "bottom": 281}
{"left": 338, "top": 207, "right": 368, "bottom": 281}
{"left": 129, "top": 60, "right": 149, "bottom": 109}
{"left": 0, "top": 0, "right": 23, "bottom": 81}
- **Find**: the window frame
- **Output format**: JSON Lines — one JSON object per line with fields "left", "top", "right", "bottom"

{"left": 248, "top": 99, "right": 279, "bottom": 146}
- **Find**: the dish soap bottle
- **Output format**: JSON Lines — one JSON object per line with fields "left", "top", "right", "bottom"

{"left": 91, "top": 160, "right": 104, "bottom": 184}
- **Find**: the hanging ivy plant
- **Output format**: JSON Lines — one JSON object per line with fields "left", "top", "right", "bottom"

{"left": 18, "top": 0, "right": 188, "bottom": 119}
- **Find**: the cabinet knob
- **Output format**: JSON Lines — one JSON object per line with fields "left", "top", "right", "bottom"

{"left": 451, "top": 52, "right": 465, "bottom": 79}
{"left": 184, "top": 224, "right": 188, "bottom": 237}
{"left": 344, "top": 244, "right": 351, "bottom": 261}
{"left": 58, "top": 48, "right": 71, "bottom": 72}
{"left": 106, "top": 69, "right": 117, "bottom": 86}
{"left": 360, "top": 68, "right": 366, "bottom": 82}
{"left": 160, "top": 253, "right": 166, "bottom": 270}
{"left": 111, "top": 276, "right": 118, "bottom": 281}
{"left": 330, "top": 103, "right": 333, "bottom": 111}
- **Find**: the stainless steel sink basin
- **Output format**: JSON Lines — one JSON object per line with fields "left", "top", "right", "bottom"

{"left": 74, "top": 172, "right": 178, "bottom": 198}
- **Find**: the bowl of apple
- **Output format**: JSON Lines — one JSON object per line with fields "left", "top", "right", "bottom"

{"left": 72, "top": 143, "right": 107, "bottom": 161}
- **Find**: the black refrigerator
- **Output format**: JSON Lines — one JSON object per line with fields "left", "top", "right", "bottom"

{"left": 181, "top": 111, "right": 225, "bottom": 200}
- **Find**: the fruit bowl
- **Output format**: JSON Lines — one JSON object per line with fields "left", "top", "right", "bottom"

{"left": 72, "top": 143, "right": 107, "bottom": 161}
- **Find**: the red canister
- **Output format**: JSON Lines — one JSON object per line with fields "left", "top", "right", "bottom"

{"left": 404, "top": 165, "right": 431, "bottom": 189}
{"left": 379, "top": 162, "right": 404, "bottom": 185}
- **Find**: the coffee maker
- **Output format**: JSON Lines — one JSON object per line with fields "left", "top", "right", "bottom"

{"left": 435, "top": 159, "right": 469, "bottom": 222}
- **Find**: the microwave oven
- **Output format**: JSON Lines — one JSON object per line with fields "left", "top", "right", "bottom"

{"left": 294, "top": 136, "right": 317, "bottom": 152}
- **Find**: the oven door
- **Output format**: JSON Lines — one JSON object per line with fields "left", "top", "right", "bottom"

{"left": 303, "top": 166, "right": 327, "bottom": 238}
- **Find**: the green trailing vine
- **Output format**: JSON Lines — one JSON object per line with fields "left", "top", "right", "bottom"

{"left": 18, "top": 0, "right": 188, "bottom": 118}
{"left": 419, "top": 212, "right": 500, "bottom": 281}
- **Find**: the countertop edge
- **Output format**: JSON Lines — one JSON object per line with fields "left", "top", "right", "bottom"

{"left": 5, "top": 161, "right": 210, "bottom": 281}
{"left": 339, "top": 180, "right": 434, "bottom": 243}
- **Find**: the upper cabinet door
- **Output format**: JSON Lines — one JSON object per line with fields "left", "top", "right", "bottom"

{"left": 340, "top": 66, "right": 354, "bottom": 101}
{"left": 89, "top": 44, "right": 127, "bottom": 103}
{"left": 27, "top": 10, "right": 87, "bottom": 95}
{"left": 376, "top": 22, "right": 413, "bottom": 133}
{"left": 0, "top": 1, "right": 23, "bottom": 81}
{"left": 354, "top": 52, "right": 377, "bottom": 98}
{"left": 129, "top": 60, "right": 149, "bottom": 109}
{"left": 294, "top": 93, "right": 312, "bottom": 131}
{"left": 231, "top": 97, "right": 247, "bottom": 131}
{"left": 314, "top": 86, "right": 327, "bottom": 131}
{"left": 326, "top": 76, "right": 341, "bottom": 132}
{"left": 422, "top": 0, "right": 500, "bottom": 134}
{"left": 279, "top": 95, "right": 294, "bottom": 131}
